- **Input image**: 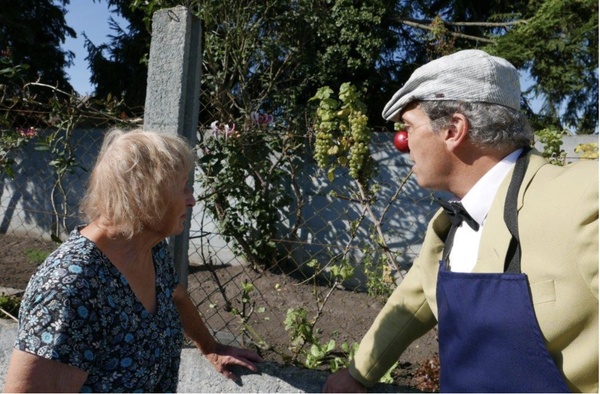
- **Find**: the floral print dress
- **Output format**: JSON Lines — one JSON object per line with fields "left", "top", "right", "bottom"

{"left": 15, "top": 228, "right": 184, "bottom": 392}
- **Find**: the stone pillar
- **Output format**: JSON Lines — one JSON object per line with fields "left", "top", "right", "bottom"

{"left": 144, "top": 6, "right": 202, "bottom": 287}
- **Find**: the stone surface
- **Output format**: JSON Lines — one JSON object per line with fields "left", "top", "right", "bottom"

{"left": 0, "top": 320, "right": 405, "bottom": 393}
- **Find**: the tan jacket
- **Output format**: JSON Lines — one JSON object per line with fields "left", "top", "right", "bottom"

{"left": 349, "top": 150, "right": 599, "bottom": 392}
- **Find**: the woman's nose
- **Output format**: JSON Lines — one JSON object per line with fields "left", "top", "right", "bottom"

{"left": 186, "top": 188, "right": 196, "bottom": 207}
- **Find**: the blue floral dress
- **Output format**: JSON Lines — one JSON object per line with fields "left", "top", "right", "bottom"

{"left": 15, "top": 228, "right": 184, "bottom": 392}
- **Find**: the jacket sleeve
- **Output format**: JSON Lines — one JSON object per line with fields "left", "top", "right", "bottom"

{"left": 574, "top": 163, "right": 599, "bottom": 300}
{"left": 348, "top": 252, "right": 439, "bottom": 387}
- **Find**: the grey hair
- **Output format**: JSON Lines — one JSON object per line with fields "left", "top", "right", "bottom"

{"left": 418, "top": 101, "right": 534, "bottom": 150}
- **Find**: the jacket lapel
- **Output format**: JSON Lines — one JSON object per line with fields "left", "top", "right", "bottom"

{"left": 473, "top": 150, "right": 547, "bottom": 273}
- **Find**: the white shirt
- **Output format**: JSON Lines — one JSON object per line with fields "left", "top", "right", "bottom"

{"left": 449, "top": 149, "right": 522, "bottom": 272}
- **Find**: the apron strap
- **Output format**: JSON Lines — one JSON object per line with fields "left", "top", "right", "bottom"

{"left": 503, "top": 147, "right": 531, "bottom": 273}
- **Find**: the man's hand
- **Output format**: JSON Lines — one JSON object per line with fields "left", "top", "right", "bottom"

{"left": 323, "top": 368, "right": 367, "bottom": 392}
{"left": 204, "top": 342, "right": 264, "bottom": 381}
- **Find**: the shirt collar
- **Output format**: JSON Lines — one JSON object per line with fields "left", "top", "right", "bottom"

{"left": 460, "top": 149, "right": 522, "bottom": 227}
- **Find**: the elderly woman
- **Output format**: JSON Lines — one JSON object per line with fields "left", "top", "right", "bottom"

{"left": 4, "top": 129, "right": 263, "bottom": 392}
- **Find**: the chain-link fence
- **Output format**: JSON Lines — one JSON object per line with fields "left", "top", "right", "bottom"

{"left": 0, "top": 93, "right": 442, "bottom": 376}
{"left": 185, "top": 124, "right": 442, "bottom": 367}
{"left": 2, "top": 95, "right": 597, "bottom": 383}
{"left": 0, "top": 120, "right": 113, "bottom": 241}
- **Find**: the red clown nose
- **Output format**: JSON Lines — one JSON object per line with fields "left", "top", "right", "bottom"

{"left": 393, "top": 130, "right": 409, "bottom": 153}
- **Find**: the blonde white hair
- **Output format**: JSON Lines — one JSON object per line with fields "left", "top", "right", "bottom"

{"left": 80, "top": 128, "right": 195, "bottom": 238}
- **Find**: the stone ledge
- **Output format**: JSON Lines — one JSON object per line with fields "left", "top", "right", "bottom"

{"left": 0, "top": 319, "right": 409, "bottom": 392}
{"left": 0, "top": 288, "right": 23, "bottom": 297}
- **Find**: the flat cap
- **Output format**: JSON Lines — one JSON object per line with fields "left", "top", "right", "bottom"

{"left": 382, "top": 49, "right": 521, "bottom": 122}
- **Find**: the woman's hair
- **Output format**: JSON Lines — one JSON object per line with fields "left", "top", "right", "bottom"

{"left": 418, "top": 101, "right": 534, "bottom": 150}
{"left": 80, "top": 128, "right": 195, "bottom": 238}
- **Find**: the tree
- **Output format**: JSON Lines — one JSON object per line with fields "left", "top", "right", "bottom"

{"left": 124, "top": 0, "right": 403, "bottom": 267}
{"left": 0, "top": 0, "right": 76, "bottom": 92}
{"left": 89, "top": 0, "right": 595, "bottom": 267}
{"left": 93, "top": 0, "right": 597, "bottom": 132}
{"left": 86, "top": 0, "right": 403, "bottom": 127}
{"left": 487, "top": 0, "right": 598, "bottom": 134}
{"left": 391, "top": 0, "right": 598, "bottom": 133}
{"left": 84, "top": 0, "right": 150, "bottom": 111}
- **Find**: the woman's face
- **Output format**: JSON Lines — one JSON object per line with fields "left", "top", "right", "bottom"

{"left": 160, "top": 176, "right": 196, "bottom": 237}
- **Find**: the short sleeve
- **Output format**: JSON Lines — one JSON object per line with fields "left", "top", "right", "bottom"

{"left": 15, "top": 248, "right": 105, "bottom": 372}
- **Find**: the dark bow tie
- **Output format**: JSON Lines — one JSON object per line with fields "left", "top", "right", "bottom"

{"left": 437, "top": 198, "right": 480, "bottom": 232}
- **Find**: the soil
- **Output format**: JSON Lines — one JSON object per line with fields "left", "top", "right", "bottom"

{"left": 0, "top": 233, "right": 440, "bottom": 392}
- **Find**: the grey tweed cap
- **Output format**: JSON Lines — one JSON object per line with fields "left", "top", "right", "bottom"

{"left": 382, "top": 49, "right": 521, "bottom": 122}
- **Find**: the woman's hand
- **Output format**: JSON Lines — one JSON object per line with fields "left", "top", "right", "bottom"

{"left": 204, "top": 342, "right": 264, "bottom": 381}
{"left": 173, "top": 284, "right": 263, "bottom": 380}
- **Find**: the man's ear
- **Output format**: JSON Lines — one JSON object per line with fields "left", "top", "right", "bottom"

{"left": 444, "top": 113, "right": 469, "bottom": 151}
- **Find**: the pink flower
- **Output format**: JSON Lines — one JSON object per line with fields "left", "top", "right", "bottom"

{"left": 210, "top": 121, "right": 220, "bottom": 137}
{"left": 224, "top": 123, "right": 236, "bottom": 138}
{"left": 250, "top": 112, "right": 273, "bottom": 127}
{"left": 16, "top": 127, "right": 36, "bottom": 138}
{"left": 210, "top": 121, "right": 236, "bottom": 139}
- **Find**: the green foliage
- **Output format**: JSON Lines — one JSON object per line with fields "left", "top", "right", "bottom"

{"left": 0, "top": 0, "right": 76, "bottom": 92}
{"left": 230, "top": 280, "right": 255, "bottom": 322}
{"left": 304, "top": 339, "right": 336, "bottom": 369}
{"left": 24, "top": 249, "right": 50, "bottom": 265}
{"left": 311, "top": 81, "right": 404, "bottom": 285}
{"left": 241, "top": 280, "right": 254, "bottom": 305}
{"left": 130, "top": 0, "right": 401, "bottom": 127}
{"left": 486, "top": 0, "right": 598, "bottom": 133}
{"left": 197, "top": 114, "right": 295, "bottom": 268}
{"left": 284, "top": 307, "right": 318, "bottom": 352}
{"left": 99, "top": 0, "right": 597, "bottom": 133}
{"left": 86, "top": 0, "right": 151, "bottom": 110}
{"left": 328, "top": 258, "right": 355, "bottom": 283}
{"left": 363, "top": 253, "right": 395, "bottom": 298}
{"left": 575, "top": 143, "right": 599, "bottom": 160}
{"left": 380, "top": 361, "right": 400, "bottom": 384}
{"left": 330, "top": 341, "right": 359, "bottom": 372}
{"left": 311, "top": 82, "right": 374, "bottom": 187}
{"left": 0, "top": 127, "right": 36, "bottom": 179}
{"left": 0, "top": 48, "right": 29, "bottom": 80}
{"left": 284, "top": 307, "right": 354, "bottom": 371}
{"left": 283, "top": 306, "right": 396, "bottom": 381}
{"left": 535, "top": 128, "right": 567, "bottom": 166}
{"left": 0, "top": 294, "right": 21, "bottom": 320}
{"left": 389, "top": 0, "right": 598, "bottom": 133}
{"left": 0, "top": 49, "right": 37, "bottom": 178}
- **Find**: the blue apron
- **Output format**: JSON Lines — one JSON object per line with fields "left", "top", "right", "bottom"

{"left": 436, "top": 149, "right": 570, "bottom": 392}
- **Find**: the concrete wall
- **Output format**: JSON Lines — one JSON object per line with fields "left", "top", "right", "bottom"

{"left": 0, "top": 319, "right": 403, "bottom": 392}
{"left": 0, "top": 132, "right": 597, "bottom": 263}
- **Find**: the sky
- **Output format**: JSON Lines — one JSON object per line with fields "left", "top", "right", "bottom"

{"left": 62, "top": 1, "right": 127, "bottom": 96}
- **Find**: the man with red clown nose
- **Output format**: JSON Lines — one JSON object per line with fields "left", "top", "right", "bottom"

{"left": 324, "top": 49, "right": 598, "bottom": 393}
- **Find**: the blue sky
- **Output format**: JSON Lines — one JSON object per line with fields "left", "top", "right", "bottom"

{"left": 63, "top": 1, "right": 126, "bottom": 96}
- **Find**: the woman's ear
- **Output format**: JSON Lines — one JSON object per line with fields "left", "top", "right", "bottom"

{"left": 443, "top": 113, "right": 469, "bottom": 151}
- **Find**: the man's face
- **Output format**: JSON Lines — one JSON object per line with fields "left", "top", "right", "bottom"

{"left": 400, "top": 104, "right": 452, "bottom": 191}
